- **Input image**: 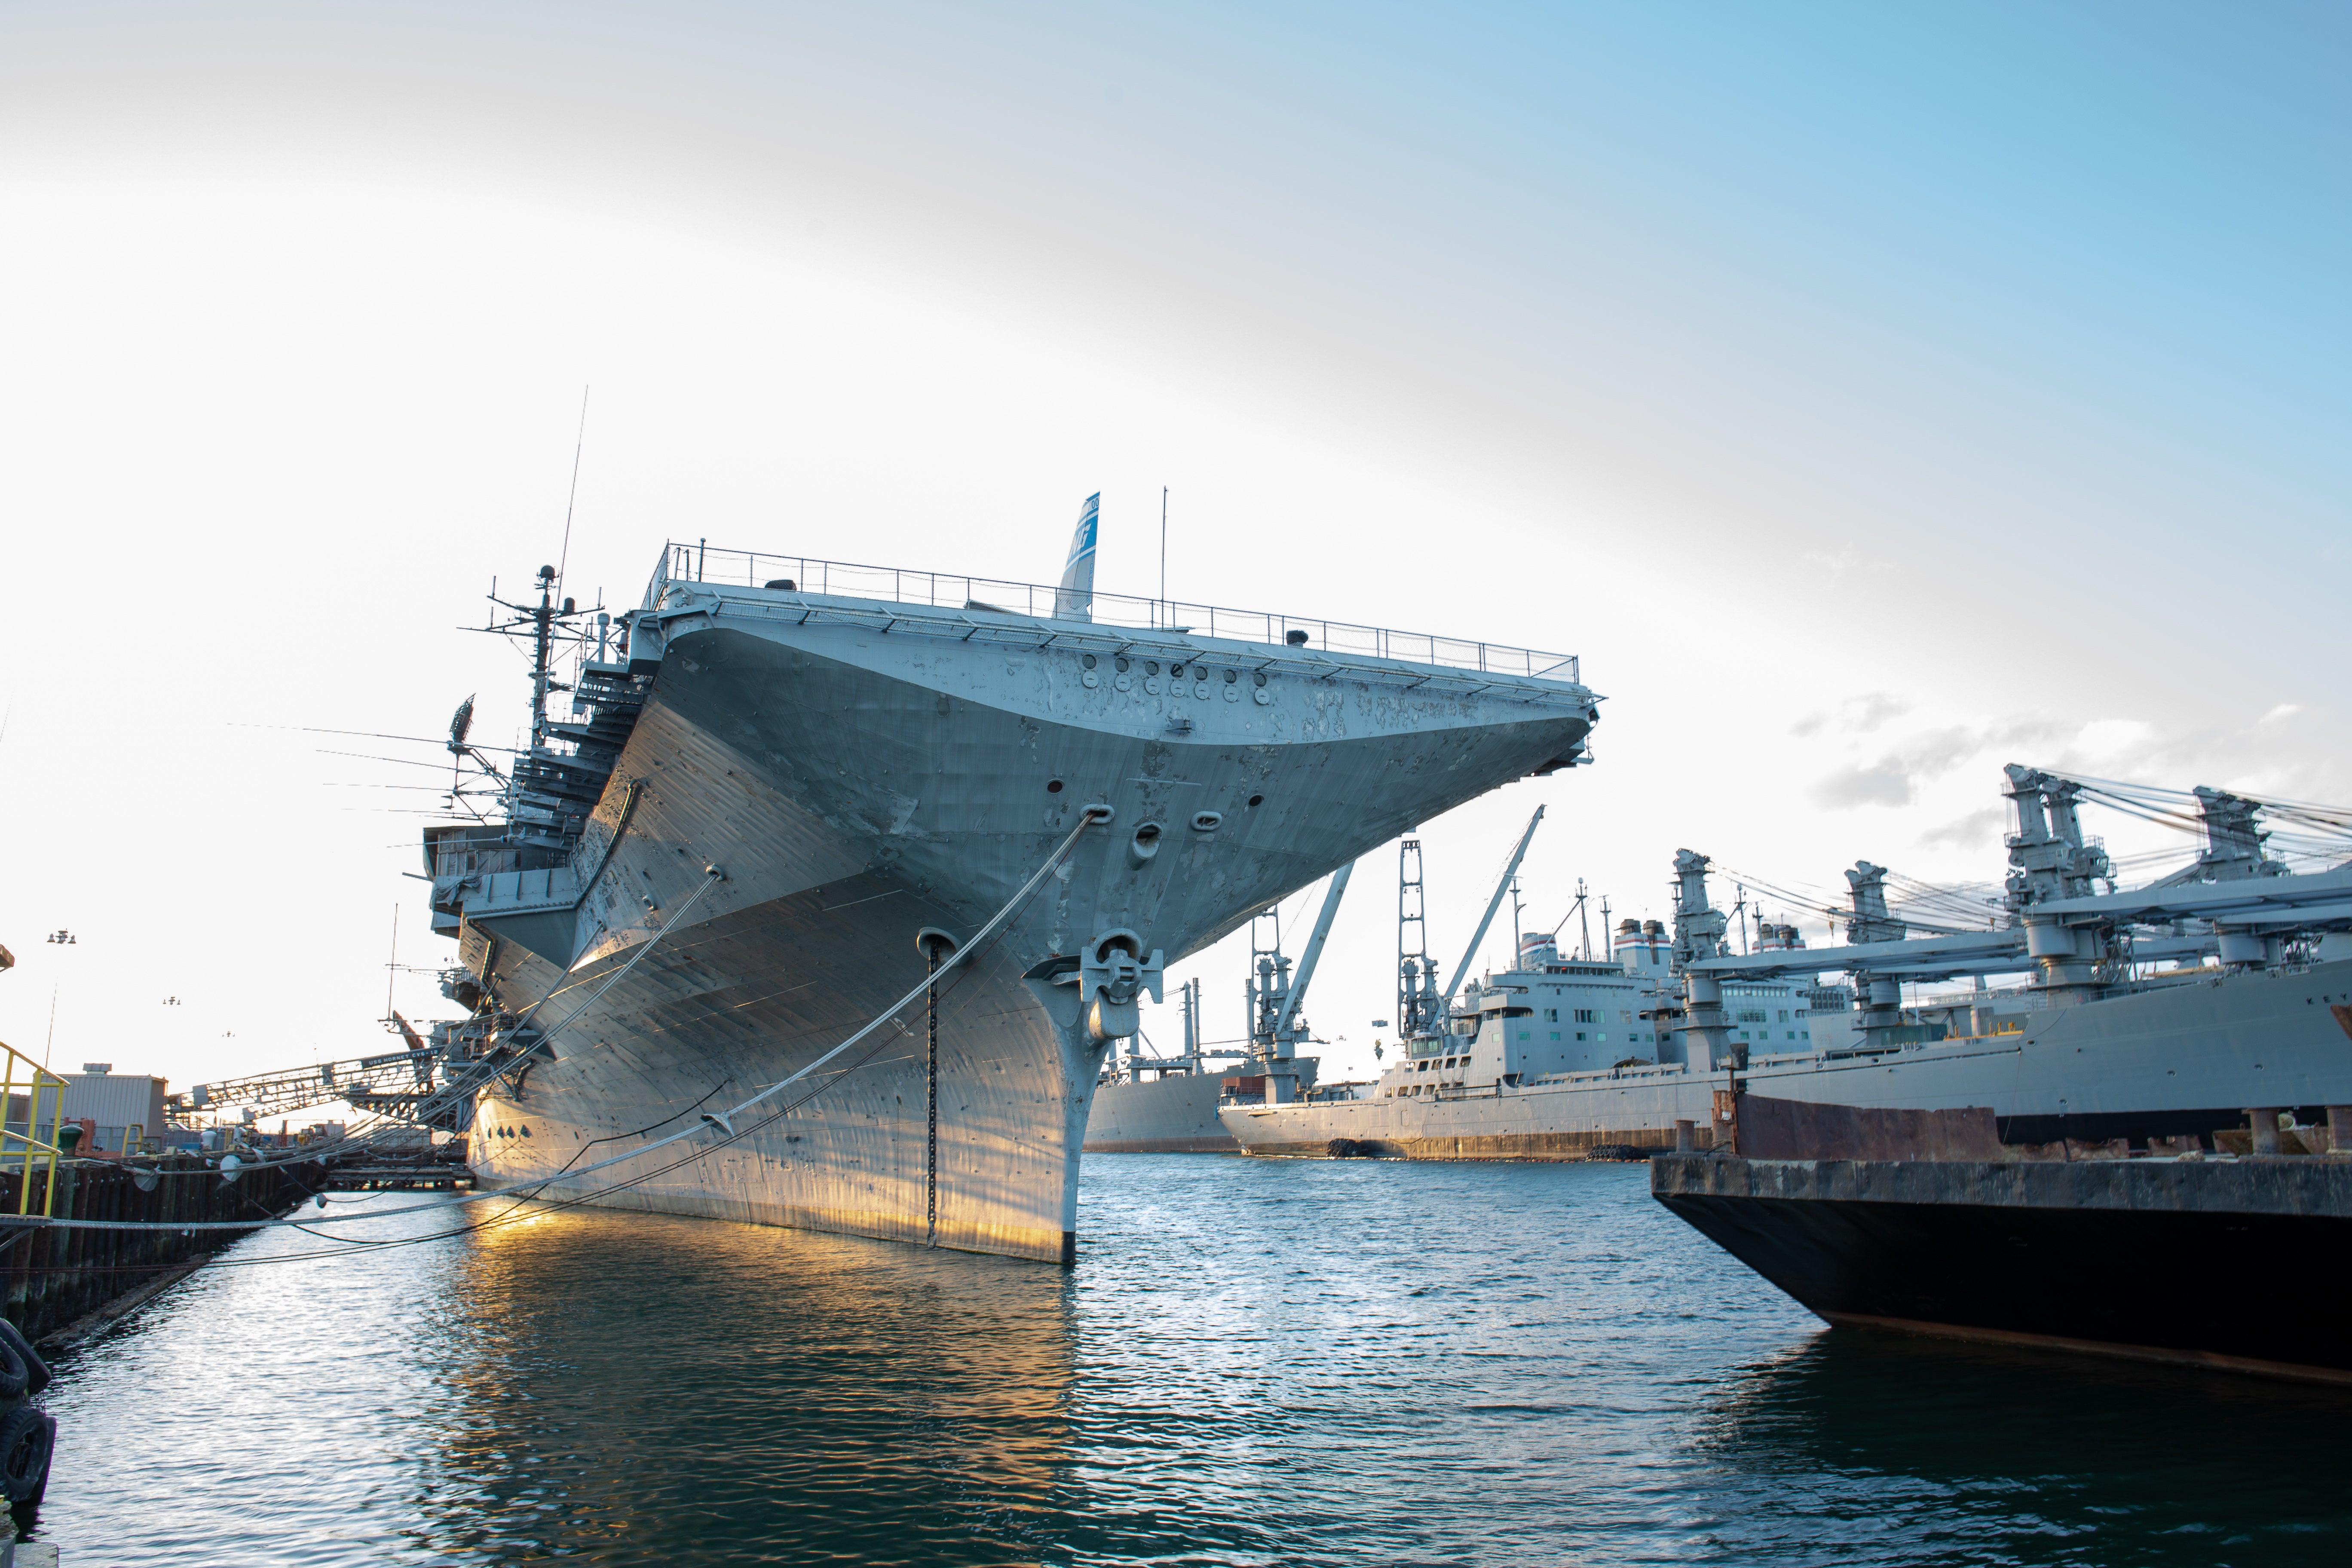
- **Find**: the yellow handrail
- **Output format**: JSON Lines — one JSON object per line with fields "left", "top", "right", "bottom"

{"left": 0, "top": 1041, "right": 69, "bottom": 1217}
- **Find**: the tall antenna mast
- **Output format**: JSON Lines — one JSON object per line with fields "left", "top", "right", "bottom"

{"left": 530, "top": 566, "right": 557, "bottom": 748}
{"left": 556, "top": 385, "right": 590, "bottom": 597}
{"left": 1159, "top": 486, "right": 1169, "bottom": 628}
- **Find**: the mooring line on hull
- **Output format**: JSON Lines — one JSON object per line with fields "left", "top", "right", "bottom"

{"left": 513, "top": 847, "right": 724, "bottom": 1040}
{"left": 109, "top": 812, "right": 1098, "bottom": 1262}
{"left": 147, "top": 851, "right": 730, "bottom": 1185}
{"left": 41, "top": 807, "right": 1112, "bottom": 1246}
{"left": 277, "top": 852, "right": 732, "bottom": 1171}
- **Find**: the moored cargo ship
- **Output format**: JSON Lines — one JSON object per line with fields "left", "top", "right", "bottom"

{"left": 1222, "top": 770, "right": 2352, "bottom": 1160}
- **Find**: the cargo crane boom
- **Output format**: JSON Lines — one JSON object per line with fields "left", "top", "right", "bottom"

{"left": 1273, "top": 861, "right": 1354, "bottom": 1040}
{"left": 1446, "top": 806, "right": 1546, "bottom": 998}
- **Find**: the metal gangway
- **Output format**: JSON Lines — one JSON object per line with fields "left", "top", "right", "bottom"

{"left": 178, "top": 1015, "right": 442, "bottom": 1122}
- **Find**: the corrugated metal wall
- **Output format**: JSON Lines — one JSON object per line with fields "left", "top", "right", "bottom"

{"left": 59, "top": 1075, "right": 167, "bottom": 1152}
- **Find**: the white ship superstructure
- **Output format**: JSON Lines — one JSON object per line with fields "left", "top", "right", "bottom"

{"left": 426, "top": 531, "right": 1599, "bottom": 1259}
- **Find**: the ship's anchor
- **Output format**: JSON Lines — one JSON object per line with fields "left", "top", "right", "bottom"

{"left": 1077, "top": 929, "right": 1165, "bottom": 1042}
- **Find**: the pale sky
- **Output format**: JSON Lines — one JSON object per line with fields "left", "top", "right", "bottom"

{"left": 2, "top": 2, "right": 2344, "bottom": 1098}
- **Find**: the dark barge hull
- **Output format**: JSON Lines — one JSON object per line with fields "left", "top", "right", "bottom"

{"left": 1652, "top": 1153, "right": 2352, "bottom": 1383}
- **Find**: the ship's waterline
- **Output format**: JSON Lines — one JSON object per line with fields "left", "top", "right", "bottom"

{"left": 440, "top": 560, "right": 1598, "bottom": 1259}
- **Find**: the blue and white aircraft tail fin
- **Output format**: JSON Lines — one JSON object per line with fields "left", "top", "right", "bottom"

{"left": 1054, "top": 493, "right": 1099, "bottom": 621}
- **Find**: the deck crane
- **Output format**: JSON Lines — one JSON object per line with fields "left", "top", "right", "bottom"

{"left": 1242, "top": 862, "right": 1355, "bottom": 1102}
{"left": 1439, "top": 806, "right": 1547, "bottom": 1029}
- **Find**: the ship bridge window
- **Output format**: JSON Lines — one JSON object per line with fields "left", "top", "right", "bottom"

{"left": 1574, "top": 1009, "right": 1599, "bottom": 1024}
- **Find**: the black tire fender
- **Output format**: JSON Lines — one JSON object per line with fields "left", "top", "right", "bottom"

{"left": 0, "top": 1405, "right": 54, "bottom": 1504}
{"left": 0, "top": 1320, "right": 49, "bottom": 1399}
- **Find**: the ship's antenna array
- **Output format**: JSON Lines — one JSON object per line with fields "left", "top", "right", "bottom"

{"left": 1547, "top": 878, "right": 1592, "bottom": 957}
{"left": 555, "top": 386, "right": 589, "bottom": 599}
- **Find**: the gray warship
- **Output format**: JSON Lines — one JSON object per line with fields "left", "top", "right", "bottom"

{"left": 1223, "top": 769, "right": 2352, "bottom": 1158}
{"left": 424, "top": 511, "right": 1597, "bottom": 1260}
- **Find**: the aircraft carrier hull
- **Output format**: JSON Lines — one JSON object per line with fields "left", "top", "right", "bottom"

{"left": 447, "top": 578, "right": 1595, "bottom": 1259}
{"left": 1084, "top": 1074, "right": 1239, "bottom": 1153}
{"left": 1222, "top": 958, "right": 2352, "bottom": 1158}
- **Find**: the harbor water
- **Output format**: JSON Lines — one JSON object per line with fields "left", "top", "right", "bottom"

{"left": 32, "top": 1155, "right": 2352, "bottom": 1565}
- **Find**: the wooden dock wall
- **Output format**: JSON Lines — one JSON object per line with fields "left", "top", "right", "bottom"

{"left": 0, "top": 1157, "right": 325, "bottom": 1343}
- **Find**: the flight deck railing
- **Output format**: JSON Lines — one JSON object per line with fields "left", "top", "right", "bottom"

{"left": 650, "top": 542, "right": 1581, "bottom": 686}
{"left": 0, "top": 1043, "right": 67, "bottom": 1217}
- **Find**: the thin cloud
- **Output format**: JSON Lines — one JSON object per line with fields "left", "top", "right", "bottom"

{"left": 1918, "top": 805, "right": 2006, "bottom": 854}
{"left": 1811, "top": 760, "right": 1913, "bottom": 808}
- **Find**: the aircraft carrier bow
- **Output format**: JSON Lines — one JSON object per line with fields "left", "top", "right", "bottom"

{"left": 425, "top": 538, "right": 1598, "bottom": 1261}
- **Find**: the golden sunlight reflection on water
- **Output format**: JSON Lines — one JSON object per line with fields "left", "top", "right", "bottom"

{"left": 27, "top": 1157, "right": 2352, "bottom": 1565}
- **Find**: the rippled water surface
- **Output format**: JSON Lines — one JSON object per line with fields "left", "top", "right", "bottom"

{"left": 29, "top": 1156, "right": 2352, "bottom": 1565}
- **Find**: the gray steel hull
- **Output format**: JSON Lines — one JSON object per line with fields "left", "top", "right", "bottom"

{"left": 1084, "top": 1074, "right": 1239, "bottom": 1153}
{"left": 1222, "top": 959, "right": 2352, "bottom": 1158}
{"left": 457, "top": 597, "right": 1594, "bottom": 1259}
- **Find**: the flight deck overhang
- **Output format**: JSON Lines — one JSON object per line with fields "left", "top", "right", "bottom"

{"left": 632, "top": 542, "right": 1596, "bottom": 713}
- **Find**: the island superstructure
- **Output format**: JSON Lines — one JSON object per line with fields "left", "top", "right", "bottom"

{"left": 423, "top": 528, "right": 1599, "bottom": 1260}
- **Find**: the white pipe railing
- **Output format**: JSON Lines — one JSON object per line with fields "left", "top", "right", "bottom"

{"left": 650, "top": 542, "right": 1580, "bottom": 684}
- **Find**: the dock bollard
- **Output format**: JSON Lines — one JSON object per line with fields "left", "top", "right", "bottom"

{"left": 1674, "top": 1120, "right": 1694, "bottom": 1154}
{"left": 2248, "top": 1109, "right": 2282, "bottom": 1156}
{"left": 2330, "top": 1107, "right": 2352, "bottom": 1156}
